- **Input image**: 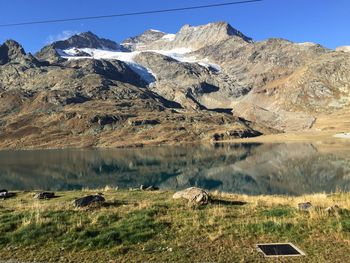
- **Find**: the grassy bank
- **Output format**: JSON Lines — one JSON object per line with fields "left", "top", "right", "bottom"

{"left": 0, "top": 190, "right": 350, "bottom": 262}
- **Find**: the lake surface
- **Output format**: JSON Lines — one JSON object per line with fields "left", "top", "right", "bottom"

{"left": 1, "top": 142, "right": 350, "bottom": 195}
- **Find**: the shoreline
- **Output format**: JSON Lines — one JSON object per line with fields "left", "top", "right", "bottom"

{"left": 224, "top": 130, "right": 349, "bottom": 143}
{"left": 2, "top": 188, "right": 349, "bottom": 197}
{"left": 0, "top": 130, "right": 349, "bottom": 152}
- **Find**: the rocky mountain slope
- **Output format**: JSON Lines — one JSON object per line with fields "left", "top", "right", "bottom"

{"left": 0, "top": 21, "right": 349, "bottom": 149}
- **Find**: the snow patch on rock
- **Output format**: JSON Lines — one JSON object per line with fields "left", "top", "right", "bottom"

{"left": 336, "top": 46, "right": 350, "bottom": 53}
{"left": 297, "top": 42, "right": 317, "bottom": 47}
{"left": 161, "top": 34, "right": 176, "bottom": 41}
{"left": 334, "top": 133, "right": 350, "bottom": 139}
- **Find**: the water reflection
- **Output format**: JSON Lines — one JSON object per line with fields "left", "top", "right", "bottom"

{"left": 0, "top": 143, "right": 350, "bottom": 195}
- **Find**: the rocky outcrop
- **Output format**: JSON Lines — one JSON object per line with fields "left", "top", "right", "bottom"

{"left": 0, "top": 40, "right": 40, "bottom": 67}
{"left": 122, "top": 29, "right": 166, "bottom": 51}
{"left": 134, "top": 52, "right": 248, "bottom": 110}
{"left": 35, "top": 45, "right": 67, "bottom": 64}
{"left": 169, "top": 22, "right": 252, "bottom": 49}
{"left": 0, "top": 40, "right": 26, "bottom": 64}
{"left": 233, "top": 102, "right": 316, "bottom": 132}
{"left": 63, "top": 58, "right": 147, "bottom": 87}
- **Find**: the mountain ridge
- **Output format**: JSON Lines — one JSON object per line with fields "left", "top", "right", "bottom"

{"left": 0, "top": 21, "right": 350, "bottom": 149}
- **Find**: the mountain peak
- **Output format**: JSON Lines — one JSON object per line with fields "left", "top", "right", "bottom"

{"left": 122, "top": 29, "right": 167, "bottom": 51}
{"left": 142, "top": 21, "right": 252, "bottom": 51}
{"left": 35, "top": 31, "right": 123, "bottom": 63}
{"left": 79, "top": 31, "right": 97, "bottom": 37}
{"left": 0, "top": 39, "right": 26, "bottom": 65}
{"left": 2, "top": 40, "right": 26, "bottom": 54}
{"left": 178, "top": 21, "right": 252, "bottom": 43}
{"left": 49, "top": 31, "right": 120, "bottom": 51}
{"left": 121, "top": 21, "right": 252, "bottom": 52}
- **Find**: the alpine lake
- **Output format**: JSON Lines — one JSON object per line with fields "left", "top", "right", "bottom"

{"left": 1, "top": 141, "right": 350, "bottom": 195}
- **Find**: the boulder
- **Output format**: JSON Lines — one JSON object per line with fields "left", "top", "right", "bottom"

{"left": 34, "top": 192, "right": 55, "bottom": 200}
{"left": 0, "top": 189, "right": 8, "bottom": 198}
{"left": 0, "top": 189, "right": 16, "bottom": 199}
{"left": 73, "top": 194, "right": 105, "bottom": 208}
{"left": 298, "top": 202, "right": 312, "bottom": 211}
{"left": 173, "top": 187, "right": 210, "bottom": 205}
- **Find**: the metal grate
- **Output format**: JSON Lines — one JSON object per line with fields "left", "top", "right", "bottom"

{"left": 256, "top": 243, "right": 305, "bottom": 257}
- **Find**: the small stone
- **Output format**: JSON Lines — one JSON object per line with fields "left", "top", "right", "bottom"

{"left": 34, "top": 192, "right": 55, "bottom": 200}
{"left": 0, "top": 189, "right": 8, "bottom": 197}
{"left": 140, "top": 185, "right": 159, "bottom": 191}
{"left": 298, "top": 202, "right": 312, "bottom": 211}
{"left": 325, "top": 205, "right": 341, "bottom": 215}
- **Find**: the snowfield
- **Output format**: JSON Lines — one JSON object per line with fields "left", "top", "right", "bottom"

{"left": 59, "top": 48, "right": 155, "bottom": 83}
{"left": 58, "top": 47, "right": 221, "bottom": 84}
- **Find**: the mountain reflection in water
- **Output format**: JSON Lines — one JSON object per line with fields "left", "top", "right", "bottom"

{"left": 0, "top": 143, "right": 350, "bottom": 195}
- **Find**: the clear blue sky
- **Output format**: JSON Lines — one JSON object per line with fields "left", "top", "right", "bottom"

{"left": 0, "top": 0, "right": 349, "bottom": 53}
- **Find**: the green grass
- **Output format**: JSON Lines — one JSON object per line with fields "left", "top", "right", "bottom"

{"left": 260, "top": 206, "right": 295, "bottom": 218}
{"left": 0, "top": 190, "right": 350, "bottom": 262}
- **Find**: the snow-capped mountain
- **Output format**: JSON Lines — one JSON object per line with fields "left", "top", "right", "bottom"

{"left": 32, "top": 22, "right": 346, "bottom": 130}
{"left": 1, "top": 21, "right": 350, "bottom": 149}
{"left": 36, "top": 31, "right": 125, "bottom": 63}
{"left": 39, "top": 24, "right": 229, "bottom": 85}
{"left": 122, "top": 22, "right": 252, "bottom": 52}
